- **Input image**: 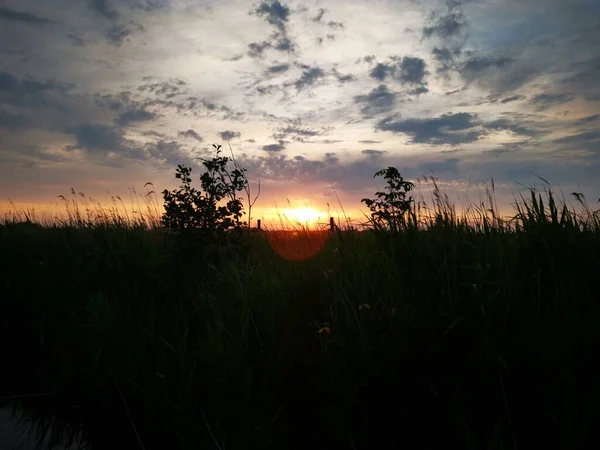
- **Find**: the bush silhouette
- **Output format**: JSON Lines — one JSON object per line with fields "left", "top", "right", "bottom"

{"left": 361, "top": 167, "right": 416, "bottom": 231}
{"left": 161, "top": 144, "right": 250, "bottom": 233}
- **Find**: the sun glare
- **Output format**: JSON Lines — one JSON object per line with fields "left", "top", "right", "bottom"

{"left": 283, "top": 207, "right": 326, "bottom": 224}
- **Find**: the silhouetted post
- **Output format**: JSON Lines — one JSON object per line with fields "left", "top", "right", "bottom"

{"left": 257, "top": 219, "right": 261, "bottom": 231}
{"left": 329, "top": 217, "right": 335, "bottom": 232}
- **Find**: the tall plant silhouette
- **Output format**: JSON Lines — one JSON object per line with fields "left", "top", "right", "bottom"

{"left": 362, "top": 167, "right": 416, "bottom": 231}
{"left": 161, "top": 144, "right": 252, "bottom": 232}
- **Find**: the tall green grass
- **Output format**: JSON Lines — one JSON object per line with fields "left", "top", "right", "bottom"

{"left": 1, "top": 177, "right": 599, "bottom": 450}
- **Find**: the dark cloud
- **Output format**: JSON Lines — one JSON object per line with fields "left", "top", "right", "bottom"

{"left": 0, "top": 71, "right": 73, "bottom": 111}
{"left": 320, "top": 139, "right": 343, "bottom": 144}
{"left": 370, "top": 63, "right": 395, "bottom": 81}
{"left": 115, "top": 108, "right": 157, "bottom": 126}
{"left": 248, "top": 40, "right": 272, "bottom": 57}
{"left": 419, "top": 157, "right": 460, "bottom": 175}
{"left": 354, "top": 85, "right": 398, "bottom": 116}
{"left": 368, "top": 57, "right": 428, "bottom": 86}
{"left": 89, "top": 0, "right": 119, "bottom": 20}
{"left": 66, "top": 34, "right": 86, "bottom": 46}
{"left": 178, "top": 129, "right": 203, "bottom": 142}
{"left": 484, "top": 118, "right": 542, "bottom": 137}
{"left": 361, "top": 149, "right": 386, "bottom": 156}
{"left": 0, "top": 7, "right": 52, "bottom": 25}
{"left": 248, "top": 32, "right": 295, "bottom": 57}
{"left": 409, "top": 86, "right": 429, "bottom": 96}
{"left": 0, "top": 108, "right": 32, "bottom": 132}
{"left": 143, "top": 130, "right": 166, "bottom": 138}
{"left": 311, "top": 8, "right": 327, "bottom": 23}
{"left": 271, "top": 121, "right": 328, "bottom": 143}
{"left": 483, "top": 143, "right": 522, "bottom": 156}
{"left": 530, "top": 93, "right": 575, "bottom": 111}
{"left": 106, "top": 24, "right": 132, "bottom": 46}
{"left": 310, "top": 7, "right": 344, "bottom": 30}
{"left": 432, "top": 47, "right": 458, "bottom": 73}
{"left": 575, "top": 114, "right": 600, "bottom": 125}
{"left": 255, "top": 84, "right": 279, "bottom": 96}
{"left": 358, "top": 140, "right": 383, "bottom": 144}
{"left": 332, "top": 68, "right": 355, "bottom": 83}
{"left": 274, "top": 36, "right": 294, "bottom": 52}
{"left": 294, "top": 67, "right": 326, "bottom": 90}
{"left": 219, "top": 130, "right": 241, "bottom": 141}
{"left": 552, "top": 131, "right": 600, "bottom": 145}
{"left": 266, "top": 63, "right": 290, "bottom": 74}
{"left": 252, "top": 1, "right": 290, "bottom": 32}
{"left": 246, "top": 138, "right": 256, "bottom": 143}
{"left": 262, "top": 140, "right": 286, "bottom": 152}
{"left": 422, "top": 10, "right": 467, "bottom": 39}
{"left": 462, "top": 56, "right": 513, "bottom": 73}
{"left": 0, "top": 72, "right": 69, "bottom": 98}
{"left": 375, "top": 112, "right": 483, "bottom": 146}
{"left": 500, "top": 95, "right": 524, "bottom": 104}
{"left": 398, "top": 57, "right": 428, "bottom": 85}
{"left": 145, "top": 139, "right": 197, "bottom": 167}
{"left": 69, "top": 123, "right": 123, "bottom": 152}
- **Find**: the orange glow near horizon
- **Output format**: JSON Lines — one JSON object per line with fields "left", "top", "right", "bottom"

{"left": 280, "top": 207, "right": 328, "bottom": 226}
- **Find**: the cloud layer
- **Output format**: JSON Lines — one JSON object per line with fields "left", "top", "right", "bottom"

{"left": 1, "top": 0, "right": 599, "bottom": 220}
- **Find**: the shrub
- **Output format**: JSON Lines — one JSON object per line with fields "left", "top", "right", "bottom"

{"left": 361, "top": 167, "right": 416, "bottom": 231}
{"left": 161, "top": 144, "right": 249, "bottom": 233}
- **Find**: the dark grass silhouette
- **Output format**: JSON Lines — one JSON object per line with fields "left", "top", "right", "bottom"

{"left": 1, "top": 173, "right": 599, "bottom": 450}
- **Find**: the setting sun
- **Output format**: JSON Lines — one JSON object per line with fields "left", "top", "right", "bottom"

{"left": 283, "top": 207, "right": 327, "bottom": 224}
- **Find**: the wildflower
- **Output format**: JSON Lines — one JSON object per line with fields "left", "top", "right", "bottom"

{"left": 358, "top": 304, "right": 371, "bottom": 311}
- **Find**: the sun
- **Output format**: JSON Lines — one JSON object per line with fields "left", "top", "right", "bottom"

{"left": 284, "top": 207, "right": 326, "bottom": 224}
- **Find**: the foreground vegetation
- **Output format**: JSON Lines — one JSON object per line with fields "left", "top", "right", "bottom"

{"left": 1, "top": 168, "right": 600, "bottom": 449}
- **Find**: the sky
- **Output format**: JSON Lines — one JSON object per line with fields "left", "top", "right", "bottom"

{"left": 0, "top": 0, "right": 599, "bottom": 226}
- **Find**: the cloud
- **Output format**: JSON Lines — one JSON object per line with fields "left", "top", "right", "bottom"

{"left": 0, "top": 7, "right": 52, "bottom": 25}
{"left": 422, "top": 10, "right": 468, "bottom": 39}
{"left": 219, "top": 130, "right": 241, "bottom": 141}
{"left": 484, "top": 118, "right": 543, "bottom": 137}
{"left": 529, "top": 93, "right": 575, "bottom": 111}
{"left": 354, "top": 84, "right": 398, "bottom": 116}
{"left": 358, "top": 140, "right": 383, "bottom": 144}
{"left": 252, "top": 1, "right": 290, "bottom": 32}
{"left": 370, "top": 63, "right": 395, "bottom": 81}
{"left": 367, "top": 57, "right": 428, "bottom": 86}
{"left": 178, "top": 129, "right": 203, "bottom": 142}
{"left": 419, "top": 157, "right": 461, "bottom": 175}
{"left": 575, "top": 114, "right": 600, "bottom": 125}
{"left": 552, "top": 131, "right": 600, "bottom": 145}
{"left": 432, "top": 47, "right": 459, "bottom": 73}
{"left": 271, "top": 122, "right": 326, "bottom": 143}
{"left": 398, "top": 57, "right": 428, "bottom": 85}
{"left": 115, "top": 108, "right": 157, "bottom": 126}
{"left": 461, "top": 55, "right": 513, "bottom": 73}
{"left": 0, "top": 108, "right": 32, "bottom": 132}
{"left": 294, "top": 66, "right": 326, "bottom": 90}
{"left": 68, "top": 123, "right": 123, "bottom": 152}
{"left": 500, "top": 95, "right": 524, "bottom": 104}
{"left": 361, "top": 149, "right": 386, "bottom": 156}
{"left": 0, "top": 72, "right": 69, "bottom": 98}
{"left": 266, "top": 63, "right": 290, "bottom": 74}
{"left": 89, "top": 0, "right": 119, "bottom": 20}
{"left": 311, "top": 8, "right": 327, "bottom": 23}
{"left": 66, "top": 34, "right": 86, "bottom": 46}
{"left": 375, "top": 112, "right": 483, "bottom": 146}
{"left": 105, "top": 24, "right": 132, "bottom": 46}
{"left": 262, "top": 141, "right": 287, "bottom": 152}
{"left": 145, "top": 139, "right": 198, "bottom": 167}
{"left": 331, "top": 68, "right": 355, "bottom": 83}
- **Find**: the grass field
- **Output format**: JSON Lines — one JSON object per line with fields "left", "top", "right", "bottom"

{"left": 1, "top": 178, "right": 599, "bottom": 450}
